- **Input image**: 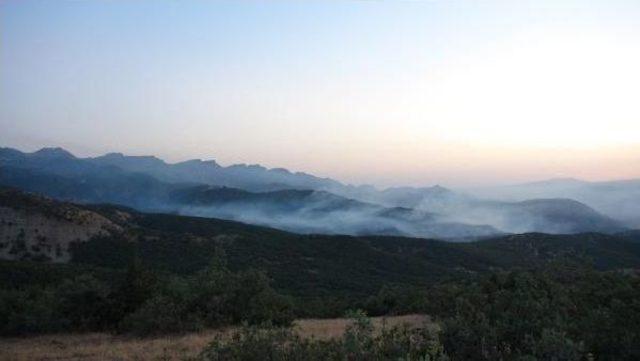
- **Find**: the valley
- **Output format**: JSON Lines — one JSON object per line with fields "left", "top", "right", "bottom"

{"left": 1, "top": 147, "right": 631, "bottom": 240}
{"left": 4, "top": 1, "right": 640, "bottom": 358}
{"left": 2, "top": 149, "right": 640, "bottom": 360}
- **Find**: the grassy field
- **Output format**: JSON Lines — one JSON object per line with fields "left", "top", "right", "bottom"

{"left": 0, "top": 314, "right": 430, "bottom": 361}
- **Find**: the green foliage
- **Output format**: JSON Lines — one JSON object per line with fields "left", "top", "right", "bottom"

{"left": 0, "top": 287, "right": 65, "bottom": 335}
{"left": 426, "top": 269, "right": 640, "bottom": 361}
{"left": 56, "top": 274, "right": 112, "bottom": 331}
{"left": 0, "top": 274, "right": 118, "bottom": 335}
{"left": 118, "top": 279, "right": 199, "bottom": 335}
{"left": 198, "top": 268, "right": 640, "bottom": 361}
{"left": 120, "top": 260, "right": 294, "bottom": 336}
{"left": 0, "top": 254, "right": 293, "bottom": 336}
{"left": 365, "top": 285, "right": 428, "bottom": 316}
{"left": 67, "top": 209, "right": 640, "bottom": 305}
{"left": 0, "top": 260, "right": 122, "bottom": 290}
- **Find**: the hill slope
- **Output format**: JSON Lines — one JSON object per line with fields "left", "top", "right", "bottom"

{"left": 2, "top": 188, "right": 640, "bottom": 298}
{"left": 471, "top": 178, "right": 640, "bottom": 228}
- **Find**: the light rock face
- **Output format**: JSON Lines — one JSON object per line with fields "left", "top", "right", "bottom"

{"left": 0, "top": 205, "right": 120, "bottom": 262}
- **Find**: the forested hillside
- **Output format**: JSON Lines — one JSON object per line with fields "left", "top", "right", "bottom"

{"left": 2, "top": 188, "right": 640, "bottom": 359}
{"left": 3, "top": 187, "right": 640, "bottom": 297}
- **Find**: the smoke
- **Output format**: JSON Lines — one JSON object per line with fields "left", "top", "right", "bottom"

{"left": 168, "top": 192, "right": 500, "bottom": 240}
{"left": 0, "top": 146, "right": 632, "bottom": 240}
{"left": 467, "top": 179, "right": 640, "bottom": 229}
{"left": 322, "top": 186, "right": 626, "bottom": 235}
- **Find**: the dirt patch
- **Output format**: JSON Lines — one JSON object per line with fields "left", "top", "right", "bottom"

{"left": 0, "top": 314, "right": 432, "bottom": 361}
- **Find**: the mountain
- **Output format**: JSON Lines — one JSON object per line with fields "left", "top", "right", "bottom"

{"left": 2, "top": 188, "right": 640, "bottom": 297}
{"left": 429, "top": 197, "right": 626, "bottom": 235}
{"left": 0, "top": 166, "right": 499, "bottom": 239}
{"left": 469, "top": 178, "right": 640, "bottom": 228}
{"left": 0, "top": 151, "right": 500, "bottom": 239}
{"left": 88, "top": 151, "right": 344, "bottom": 192}
{"left": 0, "top": 147, "right": 626, "bottom": 237}
{"left": 0, "top": 165, "right": 176, "bottom": 210}
{"left": 351, "top": 183, "right": 625, "bottom": 235}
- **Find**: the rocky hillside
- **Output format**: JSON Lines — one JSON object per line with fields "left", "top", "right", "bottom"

{"left": 0, "top": 188, "right": 122, "bottom": 262}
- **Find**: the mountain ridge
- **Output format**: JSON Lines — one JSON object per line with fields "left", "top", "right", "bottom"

{"left": 0, "top": 146, "right": 627, "bottom": 237}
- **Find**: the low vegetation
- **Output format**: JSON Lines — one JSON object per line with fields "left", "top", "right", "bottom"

{"left": 0, "top": 251, "right": 293, "bottom": 337}
{"left": 0, "top": 315, "right": 428, "bottom": 361}
{"left": 200, "top": 311, "right": 446, "bottom": 361}
{"left": 3, "top": 255, "right": 640, "bottom": 360}
{"left": 194, "top": 265, "right": 640, "bottom": 361}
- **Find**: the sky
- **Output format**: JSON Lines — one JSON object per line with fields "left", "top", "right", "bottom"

{"left": 1, "top": 0, "right": 640, "bottom": 187}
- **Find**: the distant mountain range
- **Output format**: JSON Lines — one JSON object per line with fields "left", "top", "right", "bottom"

{"left": 0, "top": 147, "right": 629, "bottom": 239}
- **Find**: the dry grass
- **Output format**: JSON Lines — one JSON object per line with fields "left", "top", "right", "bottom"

{"left": 294, "top": 313, "right": 432, "bottom": 340}
{"left": 0, "top": 314, "right": 430, "bottom": 361}
{"left": 0, "top": 330, "right": 224, "bottom": 361}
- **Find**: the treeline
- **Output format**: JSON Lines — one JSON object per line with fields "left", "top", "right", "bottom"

{"left": 200, "top": 265, "right": 640, "bottom": 361}
{"left": 0, "top": 253, "right": 293, "bottom": 336}
{"left": 3, "top": 256, "right": 640, "bottom": 360}
{"left": 429, "top": 267, "right": 640, "bottom": 360}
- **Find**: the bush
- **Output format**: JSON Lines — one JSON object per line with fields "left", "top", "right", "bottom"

{"left": 0, "top": 254, "right": 295, "bottom": 336}
{"left": 0, "top": 287, "right": 66, "bottom": 335}
{"left": 432, "top": 270, "right": 640, "bottom": 361}
{"left": 56, "top": 274, "right": 112, "bottom": 331}
{"left": 120, "top": 260, "right": 294, "bottom": 336}
{"left": 118, "top": 276, "right": 198, "bottom": 334}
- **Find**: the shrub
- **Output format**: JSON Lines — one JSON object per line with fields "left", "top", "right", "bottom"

{"left": 56, "top": 274, "right": 112, "bottom": 331}
{"left": 0, "top": 287, "right": 66, "bottom": 335}
{"left": 120, "top": 260, "right": 294, "bottom": 336}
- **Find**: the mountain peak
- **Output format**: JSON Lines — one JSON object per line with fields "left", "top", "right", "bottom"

{"left": 175, "top": 159, "right": 221, "bottom": 168}
{"left": 101, "top": 152, "right": 125, "bottom": 159}
{"left": 90, "top": 152, "right": 166, "bottom": 169}
{"left": 525, "top": 178, "right": 587, "bottom": 187}
{"left": 228, "top": 164, "right": 267, "bottom": 171}
{"left": 430, "top": 185, "right": 451, "bottom": 193}
{"left": 32, "top": 147, "right": 75, "bottom": 159}
{"left": 270, "top": 167, "right": 291, "bottom": 174}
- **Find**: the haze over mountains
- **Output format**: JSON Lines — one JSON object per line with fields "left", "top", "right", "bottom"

{"left": 0, "top": 147, "right": 632, "bottom": 239}
{"left": 2, "top": 186, "right": 639, "bottom": 287}
{"left": 470, "top": 178, "right": 640, "bottom": 229}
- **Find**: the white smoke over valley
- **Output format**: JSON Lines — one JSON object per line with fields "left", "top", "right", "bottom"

{"left": 0, "top": 147, "right": 633, "bottom": 241}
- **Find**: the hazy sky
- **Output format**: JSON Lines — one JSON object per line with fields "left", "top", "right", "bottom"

{"left": 2, "top": 0, "right": 640, "bottom": 187}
